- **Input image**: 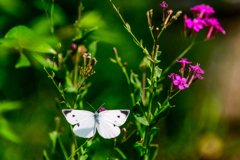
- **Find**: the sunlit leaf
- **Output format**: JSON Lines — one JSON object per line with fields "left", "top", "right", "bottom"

{"left": 0, "top": 120, "right": 21, "bottom": 143}
{"left": 88, "top": 40, "right": 98, "bottom": 58}
{"left": 15, "top": 53, "right": 31, "bottom": 68}
{"left": 43, "top": 150, "right": 50, "bottom": 160}
{"left": 3, "top": 25, "right": 56, "bottom": 54}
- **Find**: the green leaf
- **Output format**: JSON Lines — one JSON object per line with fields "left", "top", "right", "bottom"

{"left": 157, "top": 51, "right": 162, "bottom": 57}
{"left": 80, "top": 154, "right": 88, "bottom": 160}
{"left": 15, "top": 53, "right": 31, "bottom": 68}
{"left": 115, "top": 148, "right": 127, "bottom": 159}
{"left": 150, "top": 101, "right": 171, "bottom": 127}
{"left": 109, "top": 57, "right": 117, "bottom": 63}
{"left": 155, "top": 66, "right": 162, "bottom": 79}
{"left": 0, "top": 120, "right": 21, "bottom": 143}
{"left": 148, "top": 127, "right": 160, "bottom": 146}
{"left": 148, "top": 144, "right": 159, "bottom": 160}
{"left": 3, "top": 25, "right": 56, "bottom": 54}
{"left": 43, "top": 150, "right": 50, "bottom": 160}
{"left": 132, "top": 102, "right": 149, "bottom": 126}
{"left": 32, "top": 53, "right": 59, "bottom": 71}
{"left": 88, "top": 40, "right": 98, "bottom": 58}
{"left": 139, "top": 56, "right": 151, "bottom": 69}
{"left": 125, "top": 23, "right": 131, "bottom": 31}
{"left": 133, "top": 142, "right": 147, "bottom": 156}
{"left": 49, "top": 131, "right": 68, "bottom": 160}
{"left": 0, "top": 101, "right": 21, "bottom": 113}
{"left": 61, "top": 101, "right": 72, "bottom": 109}
{"left": 154, "top": 60, "right": 161, "bottom": 64}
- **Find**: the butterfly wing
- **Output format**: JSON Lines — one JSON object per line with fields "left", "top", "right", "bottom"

{"left": 96, "top": 110, "right": 130, "bottom": 139}
{"left": 62, "top": 109, "right": 96, "bottom": 138}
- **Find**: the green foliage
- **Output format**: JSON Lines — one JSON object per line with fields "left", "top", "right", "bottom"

{"left": 132, "top": 101, "right": 149, "bottom": 126}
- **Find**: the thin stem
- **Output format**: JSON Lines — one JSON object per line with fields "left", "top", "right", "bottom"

{"left": 109, "top": 0, "right": 153, "bottom": 62}
{"left": 142, "top": 68, "right": 146, "bottom": 105}
{"left": 162, "top": 41, "right": 195, "bottom": 76}
{"left": 78, "top": 0, "right": 81, "bottom": 22}
{"left": 72, "top": 78, "right": 86, "bottom": 109}
{"left": 44, "top": 67, "right": 71, "bottom": 108}
{"left": 170, "top": 89, "right": 181, "bottom": 99}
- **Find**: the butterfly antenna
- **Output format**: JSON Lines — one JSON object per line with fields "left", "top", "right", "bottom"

{"left": 86, "top": 102, "right": 96, "bottom": 112}
{"left": 97, "top": 103, "right": 105, "bottom": 111}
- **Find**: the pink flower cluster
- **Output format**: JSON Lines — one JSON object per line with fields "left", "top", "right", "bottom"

{"left": 184, "top": 4, "right": 225, "bottom": 39}
{"left": 168, "top": 58, "right": 204, "bottom": 91}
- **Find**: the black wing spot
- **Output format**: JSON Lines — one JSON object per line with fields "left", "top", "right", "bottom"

{"left": 120, "top": 110, "right": 129, "bottom": 117}
{"left": 76, "top": 123, "right": 80, "bottom": 127}
{"left": 117, "top": 115, "right": 120, "bottom": 118}
{"left": 63, "top": 110, "right": 72, "bottom": 115}
{"left": 113, "top": 124, "right": 116, "bottom": 127}
{"left": 72, "top": 115, "right": 75, "bottom": 117}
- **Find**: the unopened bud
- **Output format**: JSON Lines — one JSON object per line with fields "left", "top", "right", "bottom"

{"left": 164, "top": 9, "right": 173, "bottom": 28}
{"left": 91, "top": 58, "right": 97, "bottom": 70}
{"left": 123, "top": 62, "right": 127, "bottom": 66}
{"left": 71, "top": 43, "right": 77, "bottom": 50}
{"left": 86, "top": 53, "right": 91, "bottom": 67}
{"left": 147, "top": 9, "right": 153, "bottom": 30}
{"left": 168, "top": 10, "right": 182, "bottom": 26}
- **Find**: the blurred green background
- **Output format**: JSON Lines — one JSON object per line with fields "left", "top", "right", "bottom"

{"left": 0, "top": 0, "right": 240, "bottom": 159}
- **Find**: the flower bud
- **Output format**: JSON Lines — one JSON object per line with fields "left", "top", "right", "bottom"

{"left": 91, "top": 58, "right": 97, "bottom": 71}
{"left": 147, "top": 9, "right": 153, "bottom": 30}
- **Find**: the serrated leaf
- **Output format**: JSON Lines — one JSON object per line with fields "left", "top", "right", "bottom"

{"left": 132, "top": 102, "right": 149, "bottom": 126}
{"left": 88, "top": 40, "right": 98, "bottom": 58}
{"left": 15, "top": 53, "right": 31, "bottom": 68}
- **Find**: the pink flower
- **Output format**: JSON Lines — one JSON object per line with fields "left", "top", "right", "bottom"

{"left": 173, "top": 75, "right": 189, "bottom": 90}
{"left": 189, "top": 64, "right": 205, "bottom": 74}
{"left": 99, "top": 107, "right": 106, "bottom": 112}
{"left": 160, "top": 1, "right": 168, "bottom": 8}
{"left": 185, "top": 18, "right": 208, "bottom": 32}
{"left": 206, "top": 17, "right": 226, "bottom": 39}
{"left": 190, "top": 4, "right": 215, "bottom": 18}
{"left": 168, "top": 73, "right": 175, "bottom": 78}
{"left": 176, "top": 58, "right": 192, "bottom": 69}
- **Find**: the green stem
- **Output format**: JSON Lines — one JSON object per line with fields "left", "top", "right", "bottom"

{"left": 44, "top": 67, "right": 71, "bottom": 108}
{"left": 170, "top": 90, "right": 181, "bottom": 99}
{"left": 162, "top": 41, "right": 194, "bottom": 76}
{"left": 122, "top": 68, "right": 135, "bottom": 106}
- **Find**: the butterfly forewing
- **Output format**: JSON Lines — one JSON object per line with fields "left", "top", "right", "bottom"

{"left": 62, "top": 109, "right": 96, "bottom": 138}
{"left": 98, "top": 110, "right": 130, "bottom": 126}
{"left": 62, "top": 109, "right": 94, "bottom": 125}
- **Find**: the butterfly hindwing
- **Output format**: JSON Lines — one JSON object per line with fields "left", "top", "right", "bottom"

{"left": 99, "top": 110, "right": 130, "bottom": 126}
{"left": 96, "top": 117, "right": 121, "bottom": 139}
{"left": 62, "top": 109, "right": 96, "bottom": 138}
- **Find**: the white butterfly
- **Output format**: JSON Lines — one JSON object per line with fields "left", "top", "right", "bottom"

{"left": 62, "top": 109, "right": 130, "bottom": 139}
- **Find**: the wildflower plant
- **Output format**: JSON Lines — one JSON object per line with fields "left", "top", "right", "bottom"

{"left": 108, "top": 1, "right": 225, "bottom": 159}
{"left": 0, "top": 0, "right": 225, "bottom": 159}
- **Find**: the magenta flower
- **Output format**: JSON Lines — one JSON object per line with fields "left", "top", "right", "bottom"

{"left": 190, "top": 4, "right": 215, "bottom": 18}
{"left": 176, "top": 58, "right": 192, "bottom": 69}
{"left": 160, "top": 1, "right": 168, "bottom": 8}
{"left": 185, "top": 18, "right": 208, "bottom": 32}
{"left": 173, "top": 75, "right": 189, "bottom": 90}
{"left": 168, "top": 73, "right": 175, "bottom": 78}
{"left": 206, "top": 17, "right": 226, "bottom": 39}
{"left": 99, "top": 107, "right": 106, "bottom": 112}
{"left": 189, "top": 64, "right": 205, "bottom": 74}
{"left": 196, "top": 74, "right": 204, "bottom": 80}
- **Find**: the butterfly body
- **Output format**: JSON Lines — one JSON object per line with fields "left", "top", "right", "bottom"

{"left": 62, "top": 109, "right": 130, "bottom": 139}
